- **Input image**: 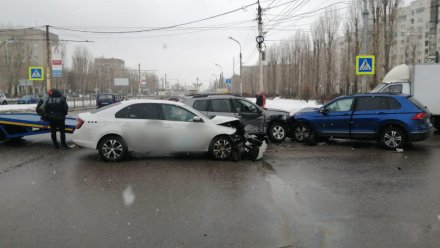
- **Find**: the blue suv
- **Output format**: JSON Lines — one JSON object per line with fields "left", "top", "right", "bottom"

{"left": 291, "top": 94, "right": 432, "bottom": 149}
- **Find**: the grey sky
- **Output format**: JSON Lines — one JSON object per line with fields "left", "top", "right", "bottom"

{"left": 1, "top": 0, "right": 404, "bottom": 87}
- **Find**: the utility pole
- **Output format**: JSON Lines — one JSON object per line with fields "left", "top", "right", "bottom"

{"left": 361, "top": 0, "right": 369, "bottom": 93}
{"left": 257, "top": 0, "right": 264, "bottom": 93}
{"left": 45, "top": 25, "right": 52, "bottom": 91}
{"left": 164, "top": 74, "right": 167, "bottom": 89}
{"left": 429, "top": 0, "right": 439, "bottom": 60}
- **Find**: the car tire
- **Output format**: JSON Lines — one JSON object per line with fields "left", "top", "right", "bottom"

{"left": 268, "top": 122, "right": 287, "bottom": 143}
{"left": 98, "top": 135, "right": 128, "bottom": 162}
{"left": 1, "top": 101, "right": 7, "bottom": 105}
{"left": 293, "top": 122, "right": 315, "bottom": 144}
{"left": 209, "top": 136, "right": 233, "bottom": 160}
{"left": 380, "top": 126, "right": 407, "bottom": 149}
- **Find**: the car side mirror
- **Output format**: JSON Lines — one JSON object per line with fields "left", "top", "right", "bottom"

{"left": 193, "top": 116, "right": 204, "bottom": 123}
{"left": 319, "top": 108, "right": 329, "bottom": 114}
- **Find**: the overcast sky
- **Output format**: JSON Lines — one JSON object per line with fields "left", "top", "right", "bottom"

{"left": 0, "top": 0, "right": 411, "bottom": 88}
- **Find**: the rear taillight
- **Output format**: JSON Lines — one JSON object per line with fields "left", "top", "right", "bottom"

{"left": 411, "top": 113, "right": 427, "bottom": 120}
{"left": 76, "top": 118, "right": 84, "bottom": 129}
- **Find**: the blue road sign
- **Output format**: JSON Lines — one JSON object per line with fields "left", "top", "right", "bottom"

{"left": 356, "top": 55, "right": 375, "bottom": 75}
{"left": 52, "top": 70, "right": 63, "bottom": 78}
{"left": 225, "top": 78, "right": 232, "bottom": 85}
{"left": 28, "top": 67, "right": 44, "bottom": 80}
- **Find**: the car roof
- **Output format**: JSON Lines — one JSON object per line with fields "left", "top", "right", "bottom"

{"left": 120, "top": 99, "right": 186, "bottom": 106}
{"left": 184, "top": 94, "right": 241, "bottom": 99}
{"left": 98, "top": 93, "right": 119, "bottom": 96}
{"left": 339, "top": 93, "right": 410, "bottom": 98}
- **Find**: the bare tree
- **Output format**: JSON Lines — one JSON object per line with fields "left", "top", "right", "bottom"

{"left": 71, "top": 46, "right": 92, "bottom": 93}
{"left": 321, "top": 7, "right": 341, "bottom": 95}
{"left": 311, "top": 20, "right": 324, "bottom": 96}
{"left": 369, "top": 0, "right": 382, "bottom": 87}
{"left": 382, "top": 0, "right": 401, "bottom": 73}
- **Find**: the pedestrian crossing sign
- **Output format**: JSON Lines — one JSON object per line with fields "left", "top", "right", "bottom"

{"left": 28, "top": 66, "right": 44, "bottom": 80}
{"left": 356, "top": 55, "right": 375, "bottom": 75}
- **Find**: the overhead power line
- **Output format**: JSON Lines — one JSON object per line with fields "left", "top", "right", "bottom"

{"left": 50, "top": 2, "right": 258, "bottom": 34}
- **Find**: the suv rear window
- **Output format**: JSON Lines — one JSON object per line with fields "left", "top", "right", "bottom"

{"left": 355, "top": 96, "right": 401, "bottom": 111}
{"left": 193, "top": 100, "right": 209, "bottom": 111}
{"left": 408, "top": 97, "right": 426, "bottom": 111}
{"left": 209, "top": 99, "right": 232, "bottom": 112}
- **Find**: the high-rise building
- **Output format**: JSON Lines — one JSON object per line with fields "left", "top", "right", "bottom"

{"left": 394, "top": 0, "right": 440, "bottom": 64}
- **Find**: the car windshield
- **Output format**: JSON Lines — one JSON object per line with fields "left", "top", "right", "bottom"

{"left": 21, "top": 95, "right": 33, "bottom": 99}
{"left": 370, "top": 83, "right": 387, "bottom": 93}
{"left": 90, "top": 102, "right": 122, "bottom": 113}
{"left": 98, "top": 94, "right": 114, "bottom": 100}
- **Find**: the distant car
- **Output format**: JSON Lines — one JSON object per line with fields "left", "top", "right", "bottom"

{"left": 0, "top": 92, "right": 7, "bottom": 105}
{"left": 180, "top": 94, "right": 290, "bottom": 143}
{"left": 291, "top": 93, "right": 432, "bottom": 149}
{"left": 72, "top": 100, "right": 246, "bottom": 161}
{"left": 168, "top": 96, "right": 180, "bottom": 102}
{"left": 96, "top": 93, "right": 123, "bottom": 108}
{"left": 17, "top": 95, "right": 39, "bottom": 104}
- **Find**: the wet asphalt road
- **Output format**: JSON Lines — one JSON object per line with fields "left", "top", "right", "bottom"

{"left": 0, "top": 130, "right": 439, "bottom": 248}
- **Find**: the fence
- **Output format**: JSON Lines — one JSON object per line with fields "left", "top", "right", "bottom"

{"left": 67, "top": 96, "right": 96, "bottom": 109}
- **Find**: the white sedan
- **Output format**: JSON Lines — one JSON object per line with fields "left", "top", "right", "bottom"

{"left": 72, "top": 99, "right": 241, "bottom": 162}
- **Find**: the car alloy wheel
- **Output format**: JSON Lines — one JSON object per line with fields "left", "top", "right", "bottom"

{"left": 269, "top": 123, "right": 286, "bottom": 143}
{"left": 294, "top": 124, "right": 312, "bottom": 143}
{"left": 98, "top": 136, "right": 127, "bottom": 162}
{"left": 210, "top": 136, "right": 232, "bottom": 160}
{"left": 382, "top": 127, "right": 405, "bottom": 149}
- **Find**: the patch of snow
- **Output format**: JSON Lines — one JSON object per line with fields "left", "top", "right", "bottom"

{"left": 123, "top": 185, "right": 135, "bottom": 207}
{"left": 0, "top": 104, "right": 37, "bottom": 112}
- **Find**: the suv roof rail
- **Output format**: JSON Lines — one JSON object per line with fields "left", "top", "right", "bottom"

{"left": 186, "top": 93, "right": 241, "bottom": 98}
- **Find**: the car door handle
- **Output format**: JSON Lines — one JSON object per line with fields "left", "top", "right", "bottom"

{"left": 377, "top": 112, "right": 385, "bottom": 115}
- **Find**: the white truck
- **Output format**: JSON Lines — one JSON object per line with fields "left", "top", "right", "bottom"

{"left": 371, "top": 64, "right": 440, "bottom": 130}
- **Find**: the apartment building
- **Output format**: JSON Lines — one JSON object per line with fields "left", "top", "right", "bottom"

{"left": 0, "top": 28, "right": 59, "bottom": 95}
{"left": 394, "top": 0, "right": 440, "bottom": 64}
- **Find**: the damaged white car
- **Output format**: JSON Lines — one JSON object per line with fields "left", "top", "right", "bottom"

{"left": 72, "top": 99, "right": 266, "bottom": 162}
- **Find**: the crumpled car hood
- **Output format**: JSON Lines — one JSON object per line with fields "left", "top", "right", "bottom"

{"left": 211, "top": 115, "right": 240, "bottom": 125}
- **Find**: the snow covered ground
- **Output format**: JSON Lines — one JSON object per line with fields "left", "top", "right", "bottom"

{"left": 248, "top": 97, "right": 320, "bottom": 115}
{"left": 0, "top": 104, "right": 37, "bottom": 113}
{"left": 0, "top": 100, "right": 96, "bottom": 113}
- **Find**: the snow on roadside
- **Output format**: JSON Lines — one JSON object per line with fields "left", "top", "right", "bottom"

{"left": 0, "top": 104, "right": 37, "bottom": 113}
{"left": 0, "top": 100, "right": 96, "bottom": 113}
{"left": 248, "top": 97, "right": 320, "bottom": 115}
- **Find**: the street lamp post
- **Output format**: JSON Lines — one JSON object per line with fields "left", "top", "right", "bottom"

{"left": 211, "top": 73, "right": 218, "bottom": 91}
{"left": 229, "top": 36, "right": 242, "bottom": 96}
{"left": 215, "top": 63, "right": 223, "bottom": 89}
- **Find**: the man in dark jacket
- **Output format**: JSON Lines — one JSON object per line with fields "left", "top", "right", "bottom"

{"left": 45, "top": 89, "right": 69, "bottom": 149}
